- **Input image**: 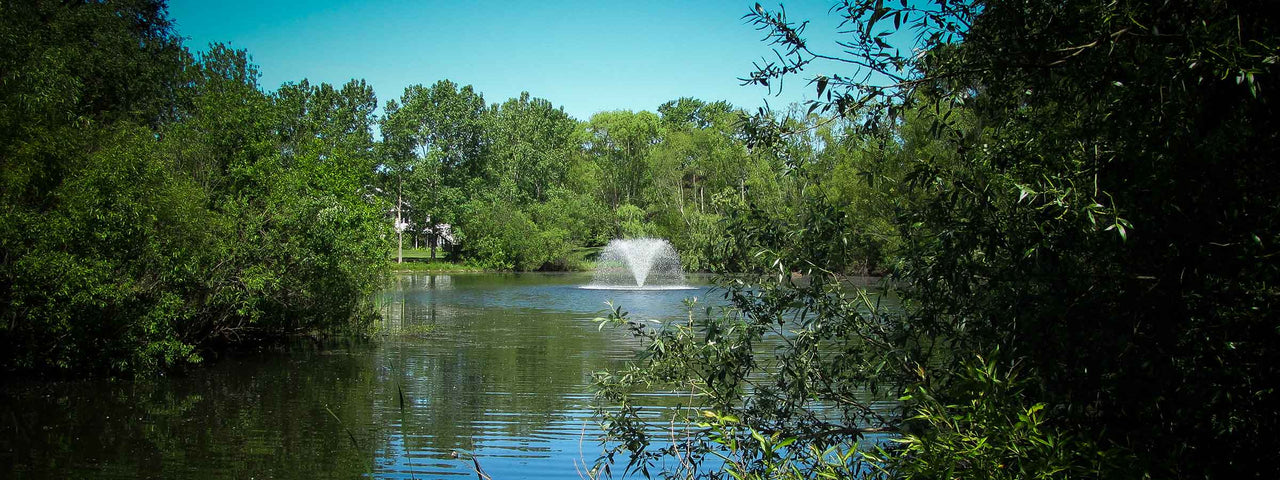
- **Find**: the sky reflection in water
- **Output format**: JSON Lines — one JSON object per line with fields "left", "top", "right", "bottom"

{"left": 1, "top": 273, "right": 721, "bottom": 479}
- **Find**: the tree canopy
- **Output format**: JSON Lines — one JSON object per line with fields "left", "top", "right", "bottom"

{"left": 1, "top": 1, "right": 388, "bottom": 375}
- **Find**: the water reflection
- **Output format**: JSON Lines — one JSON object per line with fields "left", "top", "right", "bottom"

{"left": 373, "top": 272, "right": 720, "bottom": 479}
{"left": 1, "top": 273, "right": 719, "bottom": 479}
{"left": 1, "top": 339, "right": 382, "bottom": 478}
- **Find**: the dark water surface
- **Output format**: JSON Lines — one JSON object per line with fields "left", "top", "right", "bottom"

{"left": 1, "top": 273, "right": 724, "bottom": 479}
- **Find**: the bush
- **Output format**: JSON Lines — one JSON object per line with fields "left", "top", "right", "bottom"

{"left": 873, "top": 355, "right": 1132, "bottom": 480}
{"left": 459, "top": 198, "right": 572, "bottom": 271}
{"left": 1, "top": 127, "right": 205, "bottom": 373}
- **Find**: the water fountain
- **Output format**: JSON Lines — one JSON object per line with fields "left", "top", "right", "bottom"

{"left": 583, "top": 238, "right": 694, "bottom": 290}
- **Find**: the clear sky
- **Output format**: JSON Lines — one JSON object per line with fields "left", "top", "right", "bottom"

{"left": 165, "top": 0, "right": 848, "bottom": 121}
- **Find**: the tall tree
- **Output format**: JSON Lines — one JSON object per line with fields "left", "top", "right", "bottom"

{"left": 0, "top": 0, "right": 186, "bottom": 210}
{"left": 586, "top": 110, "right": 662, "bottom": 208}
{"left": 0, "top": 0, "right": 197, "bottom": 374}
{"left": 379, "top": 98, "right": 421, "bottom": 263}
{"left": 381, "top": 80, "right": 488, "bottom": 259}
{"left": 396, "top": 80, "right": 489, "bottom": 188}
{"left": 487, "top": 92, "right": 582, "bottom": 203}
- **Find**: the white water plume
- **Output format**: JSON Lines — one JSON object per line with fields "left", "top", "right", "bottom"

{"left": 585, "top": 238, "right": 691, "bottom": 290}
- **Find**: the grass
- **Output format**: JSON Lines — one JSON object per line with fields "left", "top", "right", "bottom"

{"left": 393, "top": 247, "right": 449, "bottom": 261}
{"left": 388, "top": 245, "right": 605, "bottom": 272}
{"left": 389, "top": 260, "right": 489, "bottom": 273}
{"left": 389, "top": 247, "right": 488, "bottom": 272}
{"left": 540, "top": 246, "right": 601, "bottom": 272}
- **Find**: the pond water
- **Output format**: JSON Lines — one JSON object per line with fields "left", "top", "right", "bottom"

{"left": 1, "top": 272, "right": 724, "bottom": 479}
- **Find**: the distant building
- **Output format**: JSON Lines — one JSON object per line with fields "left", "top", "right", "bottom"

{"left": 377, "top": 191, "right": 457, "bottom": 258}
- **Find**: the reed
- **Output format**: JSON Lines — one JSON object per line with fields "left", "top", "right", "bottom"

{"left": 323, "top": 404, "right": 360, "bottom": 449}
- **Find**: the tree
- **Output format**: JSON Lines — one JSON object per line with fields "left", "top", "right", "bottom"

{"left": 160, "top": 47, "right": 387, "bottom": 350}
{"left": 394, "top": 80, "right": 489, "bottom": 188}
{"left": 0, "top": 0, "right": 197, "bottom": 374}
{"left": 586, "top": 110, "right": 662, "bottom": 208}
{"left": 381, "top": 80, "right": 488, "bottom": 259}
{"left": 1, "top": 1, "right": 387, "bottom": 375}
{"left": 653, "top": 98, "right": 748, "bottom": 215}
{"left": 458, "top": 195, "right": 571, "bottom": 271}
{"left": 378, "top": 98, "right": 418, "bottom": 263}
{"left": 598, "top": 0, "right": 1280, "bottom": 478}
{"left": 487, "top": 92, "right": 582, "bottom": 203}
{"left": 658, "top": 97, "right": 735, "bottom": 130}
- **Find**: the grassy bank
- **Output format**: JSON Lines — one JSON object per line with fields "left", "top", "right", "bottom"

{"left": 389, "top": 260, "right": 491, "bottom": 273}
{"left": 389, "top": 246, "right": 602, "bottom": 273}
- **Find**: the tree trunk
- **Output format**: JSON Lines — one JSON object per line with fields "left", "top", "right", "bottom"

{"left": 678, "top": 179, "right": 685, "bottom": 215}
{"left": 396, "top": 183, "right": 403, "bottom": 264}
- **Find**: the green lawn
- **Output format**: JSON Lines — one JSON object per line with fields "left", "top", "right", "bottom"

{"left": 389, "top": 245, "right": 603, "bottom": 272}
{"left": 388, "top": 247, "right": 482, "bottom": 272}
{"left": 392, "top": 247, "right": 445, "bottom": 261}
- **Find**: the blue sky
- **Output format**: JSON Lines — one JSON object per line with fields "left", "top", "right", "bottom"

{"left": 166, "top": 1, "right": 849, "bottom": 120}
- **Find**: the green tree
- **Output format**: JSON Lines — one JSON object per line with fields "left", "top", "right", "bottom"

{"left": 1, "top": 0, "right": 387, "bottom": 375}
{"left": 159, "top": 47, "right": 387, "bottom": 348}
{"left": 586, "top": 110, "right": 663, "bottom": 208}
{"left": 529, "top": 188, "right": 614, "bottom": 248}
{"left": 0, "top": 0, "right": 187, "bottom": 215}
{"left": 458, "top": 196, "right": 570, "bottom": 271}
{"left": 378, "top": 97, "right": 423, "bottom": 262}
{"left": 487, "top": 92, "right": 583, "bottom": 203}
{"left": 653, "top": 98, "right": 750, "bottom": 215}
{"left": 598, "top": 0, "right": 1280, "bottom": 478}
{"left": 381, "top": 80, "right": 488, "bottom": 259}
{"left": 394, "top": 80, "right": 489, "bottom": 189}
{"left": 0, "top": 0, "right": 197, "bottom": 374}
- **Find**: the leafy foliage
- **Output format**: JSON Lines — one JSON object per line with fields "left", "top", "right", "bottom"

{"left": 1, "top": 2, "right": 387, "bottom": 375}
{"left": 458, "top": 196, "right": 571, "bottom": 271}
{"left": 874, "top": 356, "right": 1126, "bottom": 480}
{"left": 595, "top": 0, "right": 1280, "bottom": 478}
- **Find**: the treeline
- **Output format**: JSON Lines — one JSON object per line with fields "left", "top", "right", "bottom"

{"left": 0, "top": 1, "right": 894, "bottom": 375}
{"left": 379, "top": 87, "right": 882, "bottom": 273}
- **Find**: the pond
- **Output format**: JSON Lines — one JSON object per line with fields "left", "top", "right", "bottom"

{"left": 1, "top": 272, "right": 723, "bottom": 479}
